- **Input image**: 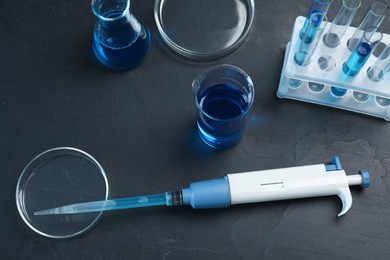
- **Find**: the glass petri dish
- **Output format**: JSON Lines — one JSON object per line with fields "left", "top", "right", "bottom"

{"left": 154, "top": 0, "right": 255, "bottom": 60}
{"left": 16, "top": 147, "right": 109, "bottom": 239}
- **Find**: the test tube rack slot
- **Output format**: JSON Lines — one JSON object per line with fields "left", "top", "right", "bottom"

{"left": 277, "top": 16, "right": 390, "bottom": 121}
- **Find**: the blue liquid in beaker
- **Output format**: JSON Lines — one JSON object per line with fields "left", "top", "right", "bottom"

{"left": 92, "top": 11, "right": 150, "bottom": 70}
{"left": 343, "top": 42, "right": 372, "bottom": 76}
{"left": 197, "top": 84, "right": 249, "bottom": 149}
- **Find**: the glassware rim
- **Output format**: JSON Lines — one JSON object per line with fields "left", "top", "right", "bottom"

{"left": 153, "top": 0, "right": 255, "bottom": 60}
{"left": 91, "top": 0, "right": 130, "bottom": 22}
{"left": 308, "top": 13, "right": 328, "bottom": 31}
{"left": 369, "top": 0, "right": 389, "bottom": 17}
{"left": 342, "top": 0, "right": 362, "bottom": 11}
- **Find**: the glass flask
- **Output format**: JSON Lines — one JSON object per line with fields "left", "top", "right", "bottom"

{"left": 91, "top": 0, "right": 151, "bottom": 70}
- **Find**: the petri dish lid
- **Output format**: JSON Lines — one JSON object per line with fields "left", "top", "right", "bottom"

{"left": 16, "top": 147, "right": 109, "bottom": 239}
{"left": 154, "top": 0, "right": 255, "bottom": 60}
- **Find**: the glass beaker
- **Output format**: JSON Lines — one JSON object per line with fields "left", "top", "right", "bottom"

{"left": 192, "top": 65, "right": 254, "bottom": 150}
{"left": 91, "top": 0, "right": 151, "bottom": 70}
{"left": 347, "top": 0, "right": 388, "bottom": 51}
{"left": 323, "top": 0, "right": 361, "bottom": 48}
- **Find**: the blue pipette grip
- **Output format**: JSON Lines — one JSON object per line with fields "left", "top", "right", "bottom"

{"left": 182, "top": 177, "right": 231, "bottom": 208}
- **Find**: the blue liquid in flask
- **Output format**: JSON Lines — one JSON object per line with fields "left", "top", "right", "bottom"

{"left": 92, "top": 11, "right": 151, "bottom": 70}
{"left": 343, "top": 42, "right": 372, "bottom": 76}
{"left": 197, "top": 84, "right": 249, "bottom": 149}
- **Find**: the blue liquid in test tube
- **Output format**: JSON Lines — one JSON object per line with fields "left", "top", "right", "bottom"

{"left": 343, "top": 42, "right": 371, "bottom": 76}
{"left": 303, "top": 14, "right": 322, "bottom": 44}
{"left": 343, "top": 28, "right": 383, "bottom": 76}
{"left": 295, "top": 13, "right": 327, "bottom": 66}
{"left": 294, "top": 51, "right": 310, "bottom": 65}
{"left": 300, "top": 0, "right": 334, "bottom": 39}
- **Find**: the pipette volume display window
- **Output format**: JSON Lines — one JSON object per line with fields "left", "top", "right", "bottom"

{"left": 16, "top": 147, "right": 109, "bottom": 239}
{"left": 154, "top": 0, "right": 255, "bottom": 60}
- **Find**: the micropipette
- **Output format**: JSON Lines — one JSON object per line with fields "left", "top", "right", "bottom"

{"left": 35, "top": 156, "right": 370, "bottom": 217}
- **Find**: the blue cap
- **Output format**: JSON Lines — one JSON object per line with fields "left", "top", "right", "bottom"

{"left": 359, "top": 170, "right": 370, "bottom": 188}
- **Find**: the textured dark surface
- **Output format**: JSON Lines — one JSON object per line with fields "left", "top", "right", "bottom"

{"left": 1, "top": 0, "right": 390, "bottom": 259}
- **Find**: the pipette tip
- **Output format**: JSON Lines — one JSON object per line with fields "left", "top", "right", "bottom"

{"left": 34, "top": 205, "right": 76, "bottom": 215}
{"left": 34, "top": 210, "right": 52, "bottom": 216}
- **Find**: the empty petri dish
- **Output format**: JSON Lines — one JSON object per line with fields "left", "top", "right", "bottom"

{"left": 154, "top": 0, "right": 255, "bottom": 60}
{"left": 16, "top": 147, "right": 109, "bottom": 239}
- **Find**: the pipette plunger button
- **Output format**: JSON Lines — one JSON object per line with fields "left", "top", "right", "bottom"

{"left": 359, "top": 170, "right": 370, "bottom": 188}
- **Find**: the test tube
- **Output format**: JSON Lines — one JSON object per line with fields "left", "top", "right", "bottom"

{"left": 352, "top": 29, "right": 381, "bottom": 102}
{"left": 300, "top": 0, "right": 334, "bottom": 39}
{"left": 342, "top": 27, "right": 383, "bottom": 77}
{"left": 367, "top": 43, "right": 390, "bottom": 82}
{"left": 295, "top": 13, "right": 328, "bottom": 66}
{"left": 323, "top": 0, "right": 361, "bottom": 48}
{"left": 347, "top": 0, "right": 388, "bottom": 51}
{"left": 367, "top": 45, "right": 390, "bottom": 106}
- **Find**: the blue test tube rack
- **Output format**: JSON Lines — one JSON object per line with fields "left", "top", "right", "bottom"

{"left": 277, "top": 16, "right": 390, "bottom": 121}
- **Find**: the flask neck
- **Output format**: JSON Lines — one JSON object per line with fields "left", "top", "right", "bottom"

{"left": 91, "top": 0, "right": 132, "bottom": 27}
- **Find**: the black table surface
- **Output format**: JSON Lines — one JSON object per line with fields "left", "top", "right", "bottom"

{"left": 2, "top": 0, "right": 390, "bottom": 259}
